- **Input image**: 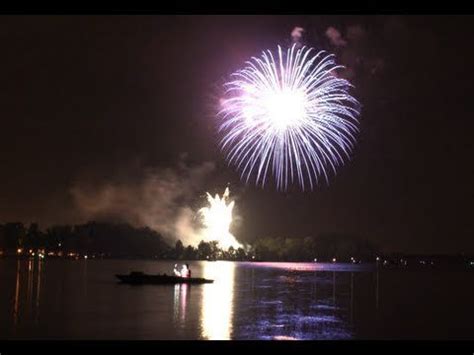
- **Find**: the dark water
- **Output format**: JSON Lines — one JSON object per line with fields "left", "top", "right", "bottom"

{"left": 0, "top": 259, "right": 473, "bottom": 340}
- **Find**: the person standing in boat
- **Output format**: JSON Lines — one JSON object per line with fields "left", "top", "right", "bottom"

{"left": 173, "top": 264, "right": 181, "bottom": 277}
{"left": 181, "top": 264, "right": 191, "bottom": 278}
{"left": 181, "top": 264, "right": 191, "bottom": 277}
{"left": 174, "top": 263, "right": 191, "bottom": 278}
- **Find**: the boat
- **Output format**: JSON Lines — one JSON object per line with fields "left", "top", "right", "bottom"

{"left": 115, "top": 271, "right": 214, "bottom": 285}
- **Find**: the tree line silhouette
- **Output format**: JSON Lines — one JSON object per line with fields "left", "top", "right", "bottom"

{"left": 0, "top": 221, "right": 379, "bottom": 262}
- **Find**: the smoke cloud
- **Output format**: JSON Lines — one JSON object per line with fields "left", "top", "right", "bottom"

{"left": 70, "top": 159, "right": 216, "bottom": 246}
{"left": 291, "top": 27, "right": 305, "bottom": 42}
{"left": 325, "top": 26, "right": 347, "bottom": 47}
{"left": 323, "top": 23, "right": 385, "bottom": 82}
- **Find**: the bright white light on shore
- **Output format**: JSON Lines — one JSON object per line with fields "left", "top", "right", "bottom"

{"left": 199, "top": 187, "right": 242, "bottom": 250}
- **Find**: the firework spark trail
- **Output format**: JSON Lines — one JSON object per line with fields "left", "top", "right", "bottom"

{"left": 199, "top": 187, "right": 242, "bottom": 250}
{"left": 218, "top": 44, "right": 360, "bottom": 191}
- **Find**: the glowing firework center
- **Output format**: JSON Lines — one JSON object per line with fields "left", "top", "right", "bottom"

{"left": 199, "top": 188, "right": 242, "bottom": 250}
{"left": 243, "top": 86, "right": 307, "bottom": 132}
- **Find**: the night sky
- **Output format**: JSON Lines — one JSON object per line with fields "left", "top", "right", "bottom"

{"left": 0, "top": 15, "right": 473, "bottom": 253}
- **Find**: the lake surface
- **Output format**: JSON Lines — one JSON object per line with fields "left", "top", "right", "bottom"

{"left": 0, "top": 258, "right": 473, "bottom": 340}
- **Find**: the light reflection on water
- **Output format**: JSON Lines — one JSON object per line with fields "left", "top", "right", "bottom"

{"left": 173, "top": 283, "right": 189, "bottom": 326}
{"left": 201, "top": 261, "right": 235, "bottom": 340}
{"left": 1, "top": 259, "right": 473, "bottom": 340}
{"left": 10, "top": 258, "right": 44, "bottom": 332}
{"left": 0, "top": 260, "right": 371, "bottom": 340}
{"left": 231, "top": 264, "right": 357, "bottom": 340}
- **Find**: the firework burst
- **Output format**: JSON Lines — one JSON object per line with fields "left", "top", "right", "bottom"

{"left": 218, "top": 44, "right": 360, "bottom": 191}
{"left": 199, "top": 187, "right": 242, "bottom": 250}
